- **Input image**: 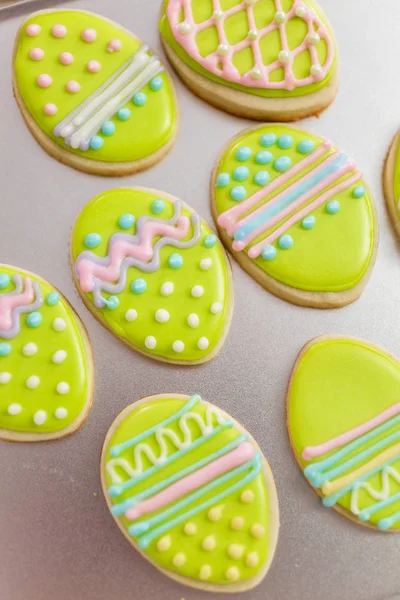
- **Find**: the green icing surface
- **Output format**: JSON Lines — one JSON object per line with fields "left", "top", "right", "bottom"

{"left": 15, "top": 11, "right": 177, "bottom": 162}
{"left": 0, "top": 266, "right": 91, "bottom": 434}
{"left": 394, "top": 139, "right": 400, "bottom": 217}
{"left": 159, "top": 0, "right": 337, "bottom": 98}
{"left": 71, "top": 189, "right": 231, "bottom": 362}
{"left": 288, "top": 338, "right": 400, "bottom": 529}
{"left": 104, "top": 396, "right": 271, "bottom": 584}
{"left": 214, "top": 125, "right": 375, "bottom": 292}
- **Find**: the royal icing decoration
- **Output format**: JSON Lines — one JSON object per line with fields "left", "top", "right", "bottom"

{"left": 71, "top": 188, "right": 232, "bottom": 364}
{"left": 101, "top": 394, "right": 279, "bottom": 590}
{"left": 383, "top": 130, "right": 400, "bottom": 238}
{"left": 287, "top": 337, "right": 400, "bottom": 531}
{"left": 0, "top": 265, "right": 93, "bottom": 441}
{"left": 212, "top": 125, "right": 376, "bottom": 307}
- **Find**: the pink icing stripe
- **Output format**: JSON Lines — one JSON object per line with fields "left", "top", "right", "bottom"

{"left": 0, "top": 277, "right": 34, "bottom": 330}
{"left": 302, "top": 402, "right": 400, "bottom": 461}
{"left": 76, "top": 217, "right": 190, "bottom": 293}
{"left": 124, "top": 442, "right": 255, "bottom": 521}
{"left": 248, "top": 171, "right": 362, "bottom": 258}
{"left": 218, "top": 141, "right": 331, "bottom": 235}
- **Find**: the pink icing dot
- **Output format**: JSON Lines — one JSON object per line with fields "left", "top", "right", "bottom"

{"left": 107, "top": 38, "right": 122, "bottom": 52}
{"left": 29, "top": 48, "right": 44, "bottom": 61}
{"left": 26, "top": 24, "right": 41, "bottom": 37}
{"left": 51, "top": 24, "right": 67, "bottom": 38}
{"left": 81, "top": 28, "right": 97, "bottom": 42}
{"left": 59, "top": 51, "right": 74, "bottom": 65}
{"left": 66, "top": 80, "right": 80, "bottom": 94}
{"left": 37, "top": 74, "right": 52, "bottom": 88}
{"left": 44, "top": 103, "right": 57, "bottom": 116}
{"left": 87, "top": 60, "right": 101, "bottom": 73}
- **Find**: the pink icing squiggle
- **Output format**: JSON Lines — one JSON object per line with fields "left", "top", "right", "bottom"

{"left": 125, "top": 442, "right": 255, "bottom": 521}
{"left": 0, "top": 277, "right": 34, "bottom": 330}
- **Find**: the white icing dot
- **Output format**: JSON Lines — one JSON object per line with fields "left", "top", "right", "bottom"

{"left": 213, "top": 9, "right": 223, "bottom": 19}
{"left": 26, "top": 375, "right": 40, "bottom": 389}
{"left": 34, "top": 410, "right": 47, "bottom": 425}
{"left": 241, "top": 489, "right": 255, "bottom": 503}
{"left": 172, "top": 552, "right": 186, "bottom": 567}
{"left": 191, "top": 285, "right": 204, "bottom": 298}
{"left": 125, "top": 309, "right": 138, "bottom": 322}
{"left": 311, "top": 64, "right": 322, "bottom": 76}
{"left": 210, "top": 302, "right": 223, "bottom": 314}
{"left": 22, "top": 342, "right": 38, "bottom": 356}
{"left": 156, "top": 535, "right": 171, "bottom": 552}
{"left": 251, "top": 67, "right": 262, "bottom": 80}
{"left": 274, "top": 10, "right": 286, "bottom": 23}
{"left": 217, "top": 43, "right": 229, "bottom": 56}
{"left": 145, "top": 336, "right": 157, "bottom": 350}
{"left": 172, "top": 340, "right": 185, "bottom": 353}
{"left": 279, "top": 49, "right": 290, "bottom": 63}
{"left": 197, "top": 337, "right": 209, "bottom": 350}
{"left": 295, "top": 5, "right": 307, "bottom": 17}
{"left": 228, "top": 543, "right": 245, "bottom": 560}
{"left": 247, "top": 28, "right": 258, "bottom": 40}
{"left": 246, "top": 552, "right": 259, "bottom": 567}
{"left": 200, "top": 258, "right": 212, "bottom": 270}
{"left": 55, "top": 407, "right": 68, "bottom": 419}
{"left": 178, "top": 21, "right": 192, "bottom": 34}
{"left": 52, "top": 350, "right": 67, "bottom": 364}
{"left": 308, "top": 32, "right": 320, "bottom": 45}
{"left": 184, "top": 522, "right": 197, "bottom": 535}
{"left": 53, "top": 318, "right": 66, "bottom": 331}
{"left": 230, "top": 516, "right": 244, "bottom": 530}
{"left": 155, "top": 309, "right": 170, "bottom": 323}
{"left": 0, "top": 372, "right": 12, "bottom": 384}
{"left": 8, "top": 403, "right": 21, "bottom": 415}
{"left": 160, "top": 281, "right": 174, "bottom": 296}
{"left": 202, "top": 535, "right": 216, "bottom": 551}
{"left": 251, "top": 523, "right": 265, "bottom": 539}
{"left": 200, "top": 565, "right": 212, "bottom": 580}
{"left": 56, "top": 382, "right": 70, "bottom": 395}
{"left": 187, "top": 313, "right": 200, "bottom": 328}
{"left": 226, "top": 566, "right": 240, "bottom": 581}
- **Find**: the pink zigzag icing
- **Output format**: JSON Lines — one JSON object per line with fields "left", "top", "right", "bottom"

{"left": 0, "top": 277, "right": 34, "bottom": 331}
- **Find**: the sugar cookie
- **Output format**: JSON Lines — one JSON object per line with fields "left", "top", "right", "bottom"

{"left": 383, "top": 129, "right": 400, "bottom": 237}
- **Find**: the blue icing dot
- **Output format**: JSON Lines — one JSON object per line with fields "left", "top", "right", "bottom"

{"left": 278, "top": 234, "right": 293, "bottom": 249}
{"left": 233, "top": 166, "right": 249, "bottom": 182}
{"left": 326, "top": 200, "right": 340, "bottom": 214}
{"left": 230, "top": 186, "right": 247, "bottom": 201}
{"left": 168, "top": 253, "right": 183, "bottom": 269}
{"left": 274, "top": 156, "right": 292, "bottom": 172}
{"left": 46, "top": 291, "right": 60, "bottom": 306}
{"left": 90, "top": 136, "right": 104, "bottom": 150}
{"left": 261, "top": 245, "right": 277, "bottom": 261}
{"left": 26, "top": 312, "right": 43, "bottom": 328}
{"left": 254, "top": 171, "right": 270, "bottom": 186}
{"left": 133, "top": 92, "right": 147, "bottom": 106}
{"left": 260, "top": 133, "right": 277, "bottom": 147}
{"left": 118, "top": 214, "right": 135, "bottom": 230}
{"left": 204, "top": 234, "right": 217, "bottom": 248}
{"left": 278, "top": 135, "right": 294, "bottom": 149}
{"left": 131, "top": 278, "right": 147, "bottom": 294}
{"left": 297, "top": 139, "right": 315, "bottom": 154}
{"left": 117, "top": 108, "right": 131, "bottom": 121}
{"left": 216, "top": 173, "right": 230, "bottom": 187}
{"left": 0, "top": 274, "right": 11, "bottom": 289}
{"left": 353, "top": 186, "right": 366, "bottom": 198}
{"left": 302, "top": 215, "right": 316, "bottom": 230}
{"left": 101, "top": 121, "right": 116, "bottom": 136}
{"left": 256, "top": 151, "right": 273, "bottom": 165}
{"left": 151, "top": 199, "right": 165, "bottom": 215}
{"left": 105, "top": 296, "right": 120, "bottom": 310}
{"left": 0, "top": 342, "right": 11, "bottom": 357}
{"left": 84, "top": 233, "right": 102, "bottom": 249}
{"left": 150, "top": 77, "right": 164, "bottom": 91}
{"left": 235, "top": 146, "right": 252, "bottom": 162}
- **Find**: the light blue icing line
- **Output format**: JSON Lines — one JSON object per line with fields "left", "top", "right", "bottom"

{"left": 233, "top": 152, "right": 348, "bottom": 243}
{"left": 108, "top": 421, "right": 234, "bottom": 497}
{"left": 134, "top": 454, "right": 262, "bottom": 548}
{"left": 378, "top": 509, "right": 400, "bottom": 530}
{"left": 111, "top": 433, "right": 248, "bottom": 516}
{"left": 109, "top": 395, "right": 200, "bottom": 458}
{"left": 358, "top": 490, "right": 400, "bottom": 522}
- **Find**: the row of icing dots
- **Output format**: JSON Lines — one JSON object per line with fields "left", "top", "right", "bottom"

{"left": 26, "top": 21, "right": 122, "bottom": 50}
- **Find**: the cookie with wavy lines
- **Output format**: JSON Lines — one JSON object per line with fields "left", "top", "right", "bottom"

{"left": 101, "top": 393, "right": 279, "bottom": 591}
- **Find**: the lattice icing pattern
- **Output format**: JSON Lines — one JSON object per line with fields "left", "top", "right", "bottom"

{"left": 166, "top": 0, "right": 334, "bottom": 90}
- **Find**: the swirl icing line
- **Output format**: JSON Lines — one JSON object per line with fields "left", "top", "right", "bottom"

{"left": 0, "top": 275, "right": 43, "bottom": 339}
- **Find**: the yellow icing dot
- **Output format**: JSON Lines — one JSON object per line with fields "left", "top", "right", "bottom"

{"left": 240, "top": 489, "right": 254, "bottom": 504}
{"left": 202, "top": 535, "right": 216, "bottom": 551}
{"left": 207, "top": 505, "right": 223, "bottom": 522}
{"left": 156, "top": 535, "right": 171, "bottom": 552}
{"left": 246, "top": 551, "right": 259, "bottom": 567}
{"left": 230, "top": 516, "right": 244, "bottom": 530}
{"left": 199, "top": 564, "right": 212, "bottom": 580}
{"left": 227, "top": 543, "right": 245, "bottom": 560}
{"left": 172, "top": 552, "right": 186, "bottom": 567}
{"left": 251, "top": 523, "right": 265, "bottom": 539}
{"left": 226, "top": 566, "right": 240, "bottom": 581}
{"left": 183, "top": 522, "right": 197, "bottom": 535}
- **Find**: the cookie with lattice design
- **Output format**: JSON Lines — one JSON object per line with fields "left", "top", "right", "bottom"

{"left": 159, "top": 0, "right": 339, "bottom": 121}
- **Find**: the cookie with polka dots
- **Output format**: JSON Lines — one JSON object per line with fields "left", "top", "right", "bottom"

{"left": 0, "top": 265, "right": 93, "bottom": 442}
{"left": 101, "top": 393, "right": 279, "bottom": 592}
{"left": 71, "top": 188, "right": 233, "bottom": 364}
{"left": 159, "top": 0, "right": 339, "bottom": 121}
{"left": 12, "top": 9, "right": 178, "bottom": 176}
{"left": 383, "top": 129, "right": 400, "bottom": 238}
{"left": 211, "top": 124, "right": 378, "bottom": 308}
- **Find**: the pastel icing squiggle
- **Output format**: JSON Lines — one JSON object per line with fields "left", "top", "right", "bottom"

{"left": 0, "top": 275, "right": 43, "bottom": 339}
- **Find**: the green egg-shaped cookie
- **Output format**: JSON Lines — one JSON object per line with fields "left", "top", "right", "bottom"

{"left": 383, "top": 130, "right": 400, "bottom": 238}
{"left": 287, "top": 336, "right": 400, "bottom": 532}
{"left": 212, "top": 124, "right": 378, "bottom": 308}
{"left": 13, "top": 9, "right": 178, "bottom": 176}
{"left": 71, "top": 188, "right": 233, "bottom": 364}
{"left": 0, "top": 265, "right": 93, "bottom": 442}
{"left": 101, "top": 393, "right": 279, "bottom": 591}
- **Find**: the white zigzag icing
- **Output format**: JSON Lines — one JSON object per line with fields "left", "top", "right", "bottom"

{"left": 350, "top": 466, "right": 400, "bottom": 515}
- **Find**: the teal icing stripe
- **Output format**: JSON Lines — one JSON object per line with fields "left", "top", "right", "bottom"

{"left": 111, "top": 433, "right": 248, "bottom": 516}
{"left": 378, "top": 509, "right": 400, "bottom": 531}
{"left": 108, "top": 421, "right": 234, "bottom": 497}
{"left": 358, "top": 490, "right": 400, "bottom": 522}
{"left": 109, "top": 395, "right": 201, "bottom": 458}
{"left": 134, "top": 454, "right": 263, "bottom": 549}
